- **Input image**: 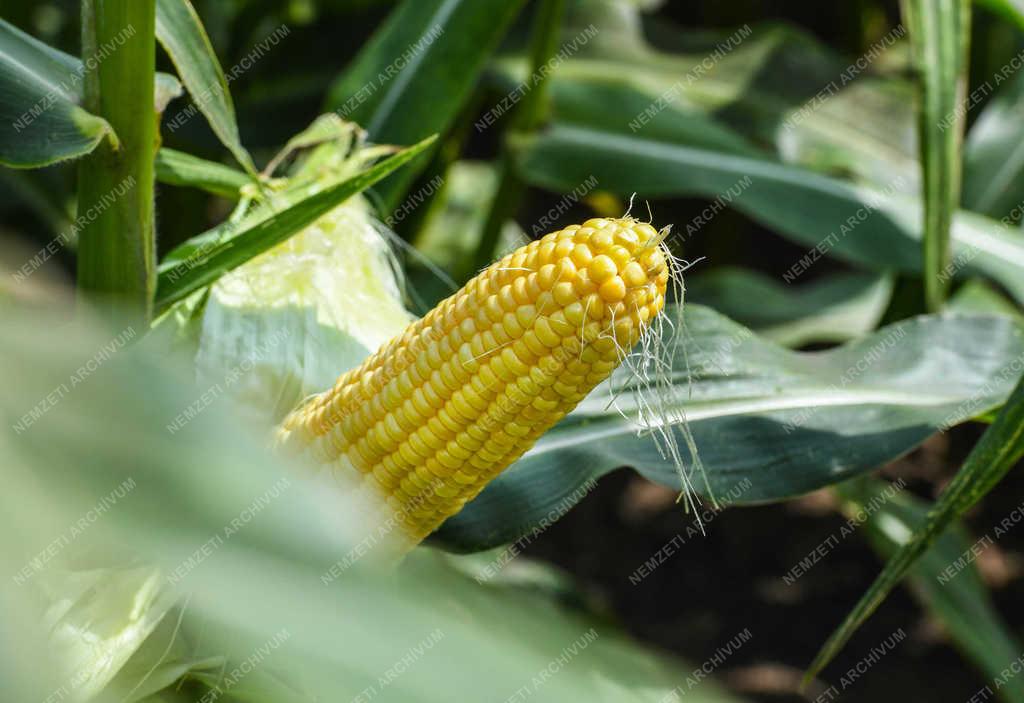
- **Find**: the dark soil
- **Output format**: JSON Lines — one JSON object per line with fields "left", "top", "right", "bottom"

{"left": 520, "top": 426, "right": 1024, "bottom": 702}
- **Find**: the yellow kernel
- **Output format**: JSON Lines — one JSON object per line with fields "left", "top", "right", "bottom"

{"left": 538, "top": 241, "right": 557, "bottom": 263}
{"left": 523, "top": 330, "right": 548, "bottom": 357}
{"left": 484, "top": 295, "right": 504, "bottom": 323}
{"left": 516, "top": 304, "right": 536, "bottom": 328}
{"left": 571, "top": 243, "right": 593, "bottom": 268}
{"left": 590, "top": 230, "right": 613, "bottom": 251}
{"left": 622, "top": 261, "right": 647, "bottom": 288}
{"left": 498, "top": 285, "right": 517, "bottom": 311}
{"left": 534, "top": 317, "right": 562, "bottom": 347}
{"left": 512, "top": 276, "right": 530, "bottom": 304}
{"left": 555, "top": 257, "right": 577, "bottom": 282}
{"left": 537, "top": 264, "right": 558, "bottom": 289}
{"left": 507, "top": 423, "right": 530, "bottom": 437}
{"left": 501, "top": 346, "right": 529, "bottom": 376}
{"left": 513, "top": 339, "right": 536, "bottom": 366}
{"left": 573, "top": 269, "right": 596, "bottom": 296}
{"left": 614, "top": 228, "right": 640, "bottom": 247}
{"left": 588, "top": 255, "right": 618, "bottom": 284}
{"left": 502, "top": 311, "right": 525, "bottom": 338}
{"left": 564, "top": 301, "right": 586, "bottom": 326}
{"left": 552, "top": 281, "right": 577, "bottom": 307}
{"left": 598, "top": 276, "right": 627, "bottom": 302}
{"left": 609, "top": 246, "right": 631, "bottom": 269}
{"left": 440, "top": 362, "right": 462, "bottom": 390}
{"left": 458, "top": 342, "right": 479, "bottom": 373}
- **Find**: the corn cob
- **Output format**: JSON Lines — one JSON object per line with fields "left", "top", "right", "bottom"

{"left": 277, "top": 217, "right": 671, "bottom": 548}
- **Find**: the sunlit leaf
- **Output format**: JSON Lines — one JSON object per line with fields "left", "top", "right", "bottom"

{"left": 512, "top": 124, "right": 1024, "bottom": 304}
{"left": 156, "top": 0, "right": 258, "bottom": 175}
{"left": 963, "top": 67, "right": 1024, "bottom": 220}
{"left": 155, "top": 148, "right": 251, "bottom": 198}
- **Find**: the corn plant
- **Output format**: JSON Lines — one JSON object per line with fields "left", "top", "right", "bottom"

{"left": 3, "top": 0, "right": 1024, "bottom": 701}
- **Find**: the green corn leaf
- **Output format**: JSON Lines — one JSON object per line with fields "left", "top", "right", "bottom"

{"left": 324, "top": 0, "right": 527, "bottom": 209}
{"left": 963, "top": 66, "right": 1024, "bottom": 220}
{"left": 806, "top": 370, "right": 1024, "bottom": 684}
{"left": 686, "top": 269, "right": 894, "bottom": 347}
{"left": 950, "top": 278, "right": 1024, "bottom": 320}
{"left": 0, "top": 16, "right": 189, "bottom": 169}
{"left": 0, "top": 18, "right": 114, "bottom": 168}
{"left": 493, "top": 17, "right": 919, "bottom": 193}
{"left": 155, "top": 147, "right": 252, "bottom": 199}
{"left": 154, "top": 135, "right": 435, "bottom": 312}
{"left": 836, "top": 477, "right": 1024, "bottom": 703}
{"left": 156, "top": 0, "right": 259, "bottom": 176}
{"left": 512, "top": 124, "right": 1024, "bottom": 305}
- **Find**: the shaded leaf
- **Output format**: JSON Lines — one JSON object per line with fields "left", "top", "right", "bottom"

{"left": 807, "top": 371, "right": 1024, "bottom": 682}
{"left": 324, "top": 0, "right": 527, "bottom": 207}
{"left": 686, "top": 268, "right": 894, "bottom": 347}
{"left": 494, "top": 17, "right": 919, "bottom": 191}
{"left": 975, "top": 0, "right": 1024, "bottom": 32}
{"left": 837, "top": 478, "right": 1024, "bottom": 703}
{"left": 950, "top": 278, "right": 1024, "bottom": 320}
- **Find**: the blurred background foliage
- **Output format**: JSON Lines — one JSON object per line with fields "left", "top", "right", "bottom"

{"left": 4, "top": 0, "right": 1024, "bottom": 701}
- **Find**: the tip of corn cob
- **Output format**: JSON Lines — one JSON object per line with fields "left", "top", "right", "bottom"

{"left": 276, "top": 216, "right": 679, "bottom": 552}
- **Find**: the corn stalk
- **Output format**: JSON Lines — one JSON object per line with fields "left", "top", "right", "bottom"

{"left": 77, "top": 0, "right": 157, "bottom": 324}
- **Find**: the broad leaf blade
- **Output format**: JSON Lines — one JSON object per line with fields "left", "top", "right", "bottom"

{"left": 0, "top": 18, "right": 114, "bottom": 168}
{"left": 901, "top": 0, "right": 971, "bottom": 310}
{"left": 512, "top": 124, "right": 1024, "bottom": 304}
{"left": 324, "top": 0, "right": 527, "bottom": 207}
{"left": 435, "top": 306, "right": 1024, "bottom": 550}
{"left": 807, "top": 372, "right": 1024, "bottom": 683}
{"left": 155, "top": 135, "right": 435, "bottom": 311}
{"left": 155, "top": 0, "right": 258, "bottom": 175}
{"left": 494, "top": 17, "right": 919, "bottom": 192}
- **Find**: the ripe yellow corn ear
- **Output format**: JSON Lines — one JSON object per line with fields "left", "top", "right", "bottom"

{"left": 277, "top": 217, "right": 671, "bottom": 548}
